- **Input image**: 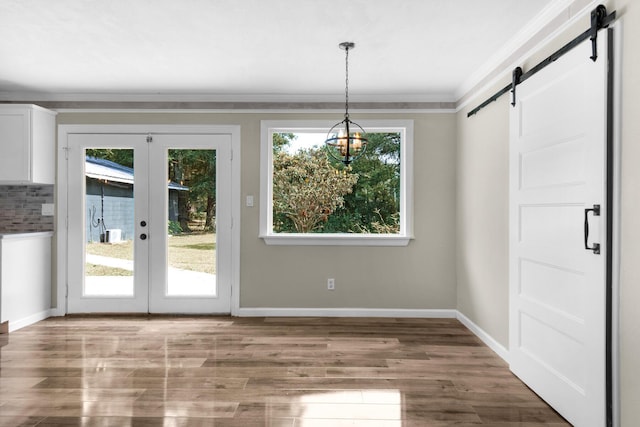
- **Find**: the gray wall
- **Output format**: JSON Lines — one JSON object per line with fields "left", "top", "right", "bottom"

{"left": 57, "top": 111, "right": 458, "bottom": 310}
{"left": 456, "top": 0, "right": 640, "bottom": 424}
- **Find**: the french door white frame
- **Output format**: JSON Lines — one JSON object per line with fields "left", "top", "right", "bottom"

{"left": 55, "top": 124, "right": 241, "bottom": 315}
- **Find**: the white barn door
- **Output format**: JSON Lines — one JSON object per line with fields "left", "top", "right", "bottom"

{"left": 509, "top": 34, "right": 609, "bottom": 426}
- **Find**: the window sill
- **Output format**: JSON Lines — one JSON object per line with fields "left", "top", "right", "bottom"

{"left": 260, "top": 233, "right": 413, "bottom": 247}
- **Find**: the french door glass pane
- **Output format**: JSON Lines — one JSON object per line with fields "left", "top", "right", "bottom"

{"left": 166, "top": 149, "right": 217, "bottom": 296}
{"left": 84, "top": 148, "right": 135, "bottom": 296}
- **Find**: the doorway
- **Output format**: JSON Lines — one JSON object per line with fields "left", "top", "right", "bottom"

{"left": 58, "top": 126, "right": 239, "bottom": 314}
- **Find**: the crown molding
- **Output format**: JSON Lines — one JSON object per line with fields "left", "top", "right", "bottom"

{"left": 0, "top": 100, "right": 456, "bottom": 113}
{"left": 0, "top": 91, "right": 456, "bottom": 104}
{"left": 455, "top": 0, "right": 598, "bottom": 110}
{"left": 455, "top": 0, "right": 578, "bottom": 100}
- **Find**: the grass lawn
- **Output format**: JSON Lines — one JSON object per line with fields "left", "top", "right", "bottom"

{"left": 86, "top": 232, "right": 216, "bottom": 274}
{"left": 86, "top": 264, "right": 132, "bottom": 276}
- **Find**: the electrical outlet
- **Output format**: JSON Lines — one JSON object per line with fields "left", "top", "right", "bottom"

{"left": 327, "top": 278, "right": 335, "bottom": 290}
{"left": 41, "top": 203, "right": 54, "bottom": 216}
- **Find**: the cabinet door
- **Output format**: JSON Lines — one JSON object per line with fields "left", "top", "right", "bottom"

{"left": 30, "top": 108, "right": 56, "bottom": 184}
{"left": 0, "top": 109, "right": 31, "bottom": 182}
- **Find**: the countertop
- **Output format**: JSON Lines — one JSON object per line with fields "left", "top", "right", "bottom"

{"left": 0, "top": 231, "right": 54, "bottom": 240}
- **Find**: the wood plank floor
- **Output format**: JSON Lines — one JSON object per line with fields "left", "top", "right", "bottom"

{"left": 0, "top": 316, "right": 570, "bottom": 426}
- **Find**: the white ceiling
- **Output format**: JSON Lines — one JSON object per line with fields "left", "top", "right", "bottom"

{"left": 0, "top": 0, "right": 564, "bottom": 102}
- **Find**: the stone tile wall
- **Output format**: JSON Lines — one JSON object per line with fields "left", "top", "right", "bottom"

{"left": 0, "top": 185, "right": 54, "bottom": 233}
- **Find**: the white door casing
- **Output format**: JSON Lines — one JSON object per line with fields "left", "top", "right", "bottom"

{"left": 58, "top": 125, "right": 240, "bottom": 315}
{"left": 509, "top": 33, "right": 608, "bottom": 427}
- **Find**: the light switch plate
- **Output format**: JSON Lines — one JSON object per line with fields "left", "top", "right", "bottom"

{"left": 41, "top": 203, "right": 54, "bottom": 216}
{"left": 246, "top": 195, "right": 254, "bottom": 207}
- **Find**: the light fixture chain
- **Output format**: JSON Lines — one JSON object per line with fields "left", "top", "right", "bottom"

{"left": 344, "top": 45, "right": 349, "bottom": 119}
{"left": 326, "top": 42, "right": 367, "bottom": 166}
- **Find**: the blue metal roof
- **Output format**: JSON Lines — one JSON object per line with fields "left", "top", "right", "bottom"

{"left": 86, "top": 156, "right": 189, "bottom": 191}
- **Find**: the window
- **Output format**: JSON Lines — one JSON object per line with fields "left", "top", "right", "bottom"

{"left": 260, "top": 120, "right": 413, "bottom": 246}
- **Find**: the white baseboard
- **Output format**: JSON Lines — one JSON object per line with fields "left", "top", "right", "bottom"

{"left": 236, "top": 307, "right": 458, "bottom": 318}
{"left": 49, "top": 307, "right": 66, "bottom": 317}
{"left": 456, "top": 311, "right": 510, "bottom": 363}
{"left": 8, "top": 309, "right": 53, "bottom": 333}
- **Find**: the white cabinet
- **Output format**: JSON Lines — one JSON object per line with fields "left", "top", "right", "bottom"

{"left": 0, "top": 232, "right": 53, "bottom": 332}
{"left": 0, "top": 104, "right": 57, "bottom": 184}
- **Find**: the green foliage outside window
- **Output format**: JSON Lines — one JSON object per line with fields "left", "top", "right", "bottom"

{"left": 272, "top": 132, "right": 401, "bottom": 234}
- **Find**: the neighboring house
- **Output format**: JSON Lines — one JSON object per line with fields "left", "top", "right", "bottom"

{"left": 85, "top": 156, "right": 188, "bottom": 242}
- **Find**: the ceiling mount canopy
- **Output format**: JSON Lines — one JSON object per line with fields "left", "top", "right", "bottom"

{"left": 325, "top": 41, "right": 368, "bottom": 166}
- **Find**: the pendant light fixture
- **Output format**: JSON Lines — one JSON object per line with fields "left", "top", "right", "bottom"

{"left": 325, "top": 41, "right": 368, "bottom": 166}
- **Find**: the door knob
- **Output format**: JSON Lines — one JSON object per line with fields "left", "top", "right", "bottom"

{"left": 140, "top": 233, "right": 147, "bottom": 240}
{"left": 140, "top": 220, "right": 147, "bottom": 227}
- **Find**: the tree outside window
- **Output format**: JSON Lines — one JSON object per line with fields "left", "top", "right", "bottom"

{"left": 271, "top": 131, "right": 402, "bottom": 234}
{"left": 261, "top": 120, "right": 413, "bottom": 246}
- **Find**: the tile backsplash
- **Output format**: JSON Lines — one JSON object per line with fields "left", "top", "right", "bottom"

{"left": 0, "top": 185, "right": 54, "bottom": 233}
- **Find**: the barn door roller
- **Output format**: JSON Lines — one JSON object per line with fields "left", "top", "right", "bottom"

{"left": 510, "top": 67, "right": 523, "bottom": 107}
{"left": 467, "top": 4, "right": 616, "bottom": 117}
{"left": 590, "top": 5, "right": 608, "bottom": 61}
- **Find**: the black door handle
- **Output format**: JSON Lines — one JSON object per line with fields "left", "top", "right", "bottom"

{"left": 584, "top": 205, "right": 600, "bottom": 254}
{"left": 140, "top": 233, "right": 147, "bottom": 240}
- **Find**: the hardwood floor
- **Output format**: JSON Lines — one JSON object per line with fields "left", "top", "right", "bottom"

{"left": 0, "top": 316, "right": 570, "bottom": 426}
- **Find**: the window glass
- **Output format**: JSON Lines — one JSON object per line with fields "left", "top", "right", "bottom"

{"left": 260, "top": 120, "right": 413, "bottom": 246}
{"left": 272, "top": 132, "right": 400, "bottom": 234}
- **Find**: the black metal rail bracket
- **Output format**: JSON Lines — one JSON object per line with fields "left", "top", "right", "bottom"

{"left": 511, "top": 67, "right": 523, "bottom": 106}
{"left": 590, "top": 5, "right": 608, "bottom": 61}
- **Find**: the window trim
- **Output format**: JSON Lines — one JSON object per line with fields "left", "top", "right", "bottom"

{"left": 259, "top": 120, "right": 414, "bottom": 246}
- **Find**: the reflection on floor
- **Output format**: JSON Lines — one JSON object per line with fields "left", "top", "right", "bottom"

{"left": 0, "top": 316, "right": 570, "bottom": 426}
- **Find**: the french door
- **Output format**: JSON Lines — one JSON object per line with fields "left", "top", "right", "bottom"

{"left": 509, "top": 32, "right": 611, "bottom": 426}
{"left": 66, "top": 132, "right": 231, "bottom": 313}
